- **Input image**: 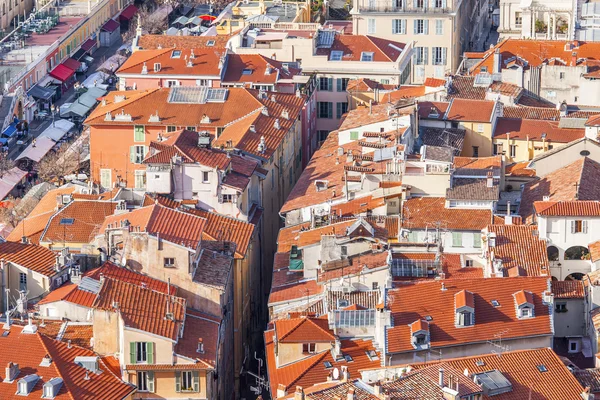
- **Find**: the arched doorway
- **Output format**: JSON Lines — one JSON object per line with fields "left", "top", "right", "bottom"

{"left": 547, "top": 246, "right": 559, "bottom": 261}
{"left": 564, "top": 246, "right": 590, "bottom": 260}
{"left": 565, "top": 273, "right": 585, "bottom": 281}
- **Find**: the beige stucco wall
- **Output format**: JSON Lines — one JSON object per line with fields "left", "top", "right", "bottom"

{"left": 460, "top": 122, "right": 494, "bottom": 157}
{"left": 38, "top": 300, "right": 91, "bottom": 321}
{"left": 92, "top": 309, "right": 121, "bottom": 355}
{"left": 6, "top": 262, "right": 50, "bottom": 304}
{"left": 128, "top": 370, "right": 209, "bottom": 400}
{"left": 276, "top": 341, "right": 332, "bottom": 367}
{"left": 123, "top": 329, "right": 175, "bottom": 365}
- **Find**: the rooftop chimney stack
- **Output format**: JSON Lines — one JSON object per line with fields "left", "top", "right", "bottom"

{"left": 439, "top": 368, "right": 444, "bottom": 387}
{"left": 5, "top": 362, "right": 19, "bottom": 382}
{"left": 294, "top": 386, "right": 305, "bottom": 400}
{"left": 347, "top": 388, "right": 356, "bottom": 400}
{"left": 341, "top": 366, "right": 349, "bottom": 382}
{"left": 493, "top": 48, "right": 501, "bottom": 74}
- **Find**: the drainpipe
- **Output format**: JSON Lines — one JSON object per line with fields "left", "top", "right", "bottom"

{"left": 0, "top": 259, "right": 5, "bottom": 318}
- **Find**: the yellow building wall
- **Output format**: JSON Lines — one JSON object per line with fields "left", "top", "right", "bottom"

{"left": 92, "top": 309, "right": 121, "bottom": 355}
{"left": 124, "top": 329, "right": 176, "bottom": 365}
{"left": 6, "top": 262, "right": 49, "bottom": 303}
{"left": 276, "top": 342, "right": 332, "bottom": 366}
{"left": 493, "top": 137, "right": 554, "bottom": 163}
{"left": 129, "top": 370, "right": 209, "bottom": 400}
{"left": 459, "top": 121, "right": 494, "bottom": 157}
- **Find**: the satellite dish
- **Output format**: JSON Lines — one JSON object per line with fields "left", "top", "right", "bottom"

{"left": 333, "top": 368, "right": 340, "bottom": 380}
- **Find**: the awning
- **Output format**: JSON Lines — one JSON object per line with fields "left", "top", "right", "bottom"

{"left": 101, "top": 19, "right": 120, "bottom": 33}
{"left": 63, "top": 58, "right": 82, "bottom": 71}
{"left": 16, "top": 136, "right": 57, "bottom": 163}
{"left": 49, "top": 64, "right": 75, "bottom": 82}
{"left": 0, "top": 167, "right": 27, "bottom": 200}
{"left": 40, "top": 127, "right": 68, "bottom": 142}
{"left": 119, "top": 4, "right": 137, "bottom": 21}
{"left": 28, "top": 85, "right": 54, "bottom": 101}
{"left": 61, "top": 102, "right": 91, "bottom": 118}
{"left": 0, "top": 138, "right": 8, "bottom": 145}
{"left": 72, "top": 48, "right": 86, "bottom": 60}
{"left": 82, "top": 71, "right": 108, "bottom": 88}
{"left": 84, "top": 86, "right": 107, "bottom": 98}
{"left": 75, "top": 93, "right": 99, "bottom": 108}
{"left": 81, "top": 38, "right": 96, "bottom": 51}
{"left": 2, "top": 124, "right": 17, "bottom": 138}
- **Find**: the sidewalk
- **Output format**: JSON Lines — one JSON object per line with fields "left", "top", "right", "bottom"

{"left": 8, "top": 38, "right": 124, "bottom": 160}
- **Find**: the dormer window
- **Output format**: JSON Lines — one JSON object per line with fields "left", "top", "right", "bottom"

{"left": 513, "top": 290, "right": 535, "bottom": 319}
{"left": 455, "top": 290, "right": 475, "bottom": 327}
{"left": 410, "top": 320, "right": 430, "bottom": 349}
{"left": 361, "top": 52, "right": 374, "bottom": 62}
{"left": 302, "top": 343, "right": 316, "bottom": 354}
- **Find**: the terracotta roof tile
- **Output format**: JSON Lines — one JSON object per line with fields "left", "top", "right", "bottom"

{"left": 402, "top": 197, "right": 492, "bottom": 231}
{"left": 315, "top": 34, "right": 405, "bottom": 62}
{"left": 193, "top": 248, "right": 233, "bottom": 289}
{"left": 517, "top": 93, "right": 556, "bottom": 108}
{"left": 275, "top": 317, "right": 335, "bottom": 343}
{"left": 0, "top": 242, "right": 58, "bottom": 277}
{"left": 223, "top": 54, "right": 301, "bottom": 85}
{"left": 445, "top": 98, "right": 496, "bottom": 123}
{"left": 269, "top": 278, "right": 323, "bottom": 305}
{"left": 92, "top": 277, "right": 186, "bottom": 340}
{"left": 519, "top": 158, "right": 600, "bottom": 221}
{"left": 37, "top": 283, "right": 96, "bottom": 308}
{"left": 175, "top": 310, "right": 219, "bottom": 367}
{"left": 591, "top": 240, "right": 600, "bottom": 262}
{"left": 505, "top": 161, "right": 536, "bottom": 177}
{"left": 494, "top": 118, "right": 585, "bottom": 142}
{"left": 346, "top": 78, "right": 397, "bottom": 92}
{"left": 418, "top": 101, "right": 450, "bottom": 120}
{"left": 446, "top": 178, "right": 499, "bottom": 201}
{"left": 487, "top": 225, "right": 549, "bottom": 276}
{"left": 453, "top": 155, "right": 502, "bottom": 170}
{"left": 136, "top": 34, "right": 230, "bottom": 50}
{"left": 339, "top": 103, "right": 405, "bottom": 131}
{"left": 534, "top": 200, "right": 600, "bottom": 216}
{"left": 85, "top": 261, "right": 176, "bottom": 294}
{"left": 424, "top": 77, "right": 446, "bottom": 87}
{"left": 386, "top": 277, "right": 552, "bottom": 354}
{"left": 145, "top": 130, "right": 231, "bottom": 168}
{"left": 574, "top": 368, "right": 600, "bottom": 393}
{"left": 380, "top": 86, "right": 426, "bottom": 103}
{"left": 503, "top": 106, "right": 560, "bottom": 120}
{"left": 446, "top": 76, "right": 486, "bottom": 100}
{"left": 61, "top": 323, "right": 94, "bottom": 349}
{"left": 552, "top": 280, "right": 585, "bottom": 299}
{"left": 318, "top": 251, "right": 388, "bottom": 283}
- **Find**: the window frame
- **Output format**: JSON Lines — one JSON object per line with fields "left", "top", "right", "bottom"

{"left": 137, "top": 371, "right": 148, "bottom": 392}
{"left": 202, "top": 171, "right": 210, "bottom": 183}
{"left": 134, "top": 125, "right": 145, "bottom": 142}
{"left": 302, "top": 343, "right": 316, "bottom": 354}
{"left": 164, "top": 257, "right": 175, "bottom": 268}
{"left": 136, "top": 342, "right": 148, "bottom": 363}
{"left": 181, "top": 371, "right": 194, "bottom": 392}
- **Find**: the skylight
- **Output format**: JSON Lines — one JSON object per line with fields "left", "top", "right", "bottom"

{"left": 491, "top": 300, "right": 500, "bottom": 307}
{"left": 330, "top": 50, "right": 343, "bottom": 61}
{"left": 536, "top": 364, "right": 548, "bottom": 372}
{"left": 171, "top": 50, "right": 182, "bottom": 58}
{"left": 207, "top": 40, "right": 215, "bottom": 46}
{"left": 361, "top": 52, "right": 374, "bottom": 62}
{"left": 242, "top": 69, "right": 253, "bottom": 75}
{"left": 324, "top": 361, "right": 333, "bottom": 369}
{"left": 59, "top": 218, "right": 75, "bottom": 225}
{"left": 424, "top": 315, "right": 433, "bottom": 321}
{"left": 475, "top": 360, "right": 485, "bottom": 366}
{"left": 344, "top": 354, "right": 353, "bottom": 362}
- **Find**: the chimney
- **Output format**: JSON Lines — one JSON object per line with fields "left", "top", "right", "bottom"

{"left": 486, "top": 171, "right": 493, "bottom": 188}
{"left": 197, "top": 338, "right": 204, "bottom": 353}
{"left": 347, "top": 388, "right": 356, "bottom": 400}
{"left": 21, "top": 236, "right": 28, "bottom": 244}
{"left": 439, "top": 368, "right": 445, "bottom": 387}
{"left": 373, "top": 383, "right": 382, "bottom": 396}
{"left": 341, "top": 366, "right": 349, "bottom": 382}
{"left": 67, "top": 340, "right": 71, "bottom": 348}
{"left": 493, "top": 48, "right": 501, "bottom": 74}
{"left": 571, "top": 51, "right": 577, "bottom": 66}
{"left": 294, "top": 386, "right": 305, "bottom": 400}
{"left": 5, "top": 362, "right": 19, "bottom": 382}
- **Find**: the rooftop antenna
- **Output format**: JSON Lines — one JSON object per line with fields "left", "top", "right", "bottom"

{"left": 487, "top": 329, "right": 511, "bottom": 357}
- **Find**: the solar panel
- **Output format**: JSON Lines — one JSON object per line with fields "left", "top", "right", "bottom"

{"left": 78, "top": 277, "right": 101, "bottom": 294}
{"left": 474, "top": 73, "right": 492, "bottom": 87}
{"left": 206, "top": 88, "right": 228, "bottom": 102}
{"left": 59, "top": 218, "right": 75, "bottom": 225}
{"left": 316, "top": 30, "right": 335, "bottom": 48}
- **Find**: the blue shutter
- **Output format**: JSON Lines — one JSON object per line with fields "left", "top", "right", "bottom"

{"left": 327, "top": 77, "right": 333, "bottom": 91}
{"left": 424, "top": 20, "right": 429, "bottom": 34}
{"left": 336, "top": 102, "right": 341, "bottom": 119}
{"left": 328, "top": 102, "right": 333, "bottom": 118}
{"left": 336, "top": 78, "right": 342, "bottom": 92}
{"left": 414, "top": 20, "right": 418, "bottom": 34}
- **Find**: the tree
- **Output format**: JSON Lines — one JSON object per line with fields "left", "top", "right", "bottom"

{"left": 37, "top": 143, "right": 85, "bottom": 184}
{"left": 0, "top": 195, "right": 36, "bottom": 228}
{"left": 0, "top": 155, "right": 15, "bottom": 179}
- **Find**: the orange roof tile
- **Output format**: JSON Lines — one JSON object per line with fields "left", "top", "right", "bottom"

{"left": 513, "top": 289, "right": 534, "bottom": 305}
{"left": 0, "top": 242, "right": 58, "bottom": 276}
{"left": 386, "top": 277, "right": 552, "bottom": 354}
{"left": 402, "top": 197, "right": 492, "bottom": 231}
{"left": 346, "top": 78, "right": 397, "bottom": 92}
{"left": 275, "top": 317, "right": 335, "bottom": 343}
{"left": 505, "top": 161, "right": 536, "bottom": 177}
{"left": 424, "top": 77, "right": 446, "bottom": 87}
{"left": 418, "top": 101, "right": 450, "bottom": 120}
{"left": 503, "top": 106, "right": 560, "bottom": 120}
{"left": 37, "top": 283, "right": 96, "bottom": 308}
{"left": 136, "top": 34, "right": 230, "bottom": 50}
{"left": 455, "top": 289, "right": 474, "bottom": 308}
{"left": 453, "top": 155, "right": 502, "bottom": 170}
{"left": 92, "top": 277, "right": 186, "bottom": 340}
{"left": 551, "top": 280, "right": 585, "bottom": 299}
{"left": 269, "top": 278, "right": 323, "bottom": 305}
{"left": 175, "top": 309, "right": 219, "bottom": 367}
{"left": 145, "top": 130, "right": 231, "bottom": 168}
{"left": 410, "top": 319, "right": 429, "bottom": 332}
{"left": 315, "top": 35, "right": 405, "bottom": 62}
{"left": 445, "top": 98, "right": 496, "bottom": 123}
{"left": 61, "top": 323, "right": 94, "bottom": 349}
{"left": 494, "top": 118, "right": 585, "bottom": 142}
{"left": 591, "top": 240, "right": 600, "bottom": 262}
{"left": 534, "top": 200, "right": 600, "bottom": 216}
{"left": 487, "top": 225, "right": 549, "bottom": 276}
{"left": 223, "top": 54, "right": 301, "bottom": 85}
{"left": 85, "top": 261, "right": 176, "bottom": 294}
{"left": 380, "top": 85, "right": 426, "bottom": 103}
{"left": 520, "top": 158, "right": 600, "bottom": 221}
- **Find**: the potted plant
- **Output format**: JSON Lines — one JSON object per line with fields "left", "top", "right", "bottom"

{"left": 535, "top": 20, "right": 547, "bottom": 33}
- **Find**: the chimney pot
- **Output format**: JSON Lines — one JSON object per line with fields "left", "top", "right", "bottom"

{"left": 439, "top": 368, "right": 444, "bottom": 387}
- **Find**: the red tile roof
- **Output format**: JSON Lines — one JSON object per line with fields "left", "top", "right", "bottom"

{"left": 136, "top": 34, "right": 230, "bottom": 50}
{"left": 487, "top": 225, "right": 549, "bottom": 276}
{"left": 424, "top": 77, "right": 446, "bottom": 87}
{"left": 275, "top": 317, "right": 335, "bottom": 343}
{"left": 145, "top": 130, "right": 231, "bottom": 168}
{"left": 269, "top": 278, "right": 323, "bottom": 305}
{"left": 0, "top": 325, "right": 134, "bottom": 400}
{"left": 222, "top": 54, "right": 301, "bottom": 85}
{"left": 505, "top": 161, "right": 536, "bottom": 177}
{"left": 503, "top": 106, "right": 560, "bottom": 120}
{"left": 346, "top": 78, "right": 397, "bottom": 92}
{"left": 552, "top": 280, "right": 585, "bottom": 299}
{"left": 591, "top": 240, "right": 600, "bottom": 263}
{"left": 380, "top": 85, "right": 426, "bottom": 103}
{"left": 174, "top": 309, "right": 219, "bottom": 368}
{"left": 386, "top": 277, "right": 552, "bottom": 354}
{"left": 445, "top": 98, "right": 496, "bottom": 123}
{"left": 402, "top": 197, "right": 493, "bottom": 231}
{"left": 453, "top": 155, "right": 502, "bottom": 170}
{"left": 315, "top": 34, "right": 405, "bottom": 62}
{"left": 494, "top": 118, "right": 585, "bottom": 142}
{"left": 92, "top": 277, "right": 186, "bottom": 340}
{"left": 534, "top": 200, "right": 600, "bottom": 216}
{"left": 520, "top": 158, "right": 600, "bottom": 221}
{"left": 37, "top": 283, "right": 96, "bottom": 308}
{"left": 422, "top": 348, "right": 586, "bottom": 400}
{"left": 85, "top": 261, "right": 176, "bottom": 294}
{"left": 0, "top": 242, "right": 58, "bottom": 277}
{"left": 417, "top": 101, "right": 450, "bottom": 120}
{"left": 99, "top": 203, "right": 206, "bottom": 250}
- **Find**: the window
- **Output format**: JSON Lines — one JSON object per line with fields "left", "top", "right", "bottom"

{"left": 180, "top": 371, "right": 196, "bottom": 392}
{"left": 559, "top": 72, "right": 565, "bottom": 80}
{"left": 435, "top": 19, "right": 443, "bottom": 35}
{"left": 564, "top": 246, "right": 590, "bottom": 260}
{"left": 136, "top": 342, "right": 148, "bottom": 363}
{"left": 19, "top": 273, "right": 26, "bottom": 291}
{"left": 569, "top": 341, "right": 579, "bottom": 353}
{"left": 433, "top": 0, "right": 445, "bottom": 7}
{"left": 368, "top": 18, "right": 376, "bottom": 34}
{"left": 452, "top": 232, "right": 463, "bottom": 247}
{"left": 571, "top": 220, "right": 588, "bottom": 234}
{"left": 336, "top": 102, "right": 348, "bottom": 119}
{"left": 164, "top": 257, "right": 175, "bottom": 268}
{"left": 393, "top": 19, "right": 407, "bottom": 34}
{"left": 432, "top": 47, "right": 447, "bottom": 65}
{"left": 521, "top": 307, "right": 531, "bottom": 318}
{"left": 415, "top": 334, "right": 426, "bottom": 345}
{"left": 137, "top": 371, "right": 148, "bottom": 392}
{"left": 221, "top": 194, "right": 234, "bottom": 203}
{"left": 337, "top": 77, "right": 349, "bottom": 92}
{"left": 186, "top": 126, "right": 196, "bottom": 131}
{"left": 361, "top": 52, "right": 374, "bottom": 62}
{"left": 134, "top": 170, "right": 146, "bottom": 189}
{"left": 350, "top": 131, "right": 359, "bottom": 140}
{"left": 476, "top": 123, "right": 485, "bottom": 133}
{"left": 493, "top": 143, "right": 503, "bottom": 155}
{"left": 472, "top": 146, "right": 479, "bottom": 157}
{"left": 318, "top": 130, "right": 329, "bottom": 142}
{"left": 414, "top": 47, "right": 428, "bottom": 65}
{"left": 457, "top": 311, "right": 473, "bottom": 326}
{"left": 547, "top": 246, "right": 559, "bottom": 261}
{"left": 318, "top": 77, "right": 332, "bottom": 91}
{"left": 317, "top": 102, "right": 333, "bottom": 119}
{"left": 509, "top": 144, "right": 517, "bottom": 158}
{"left": 372, "top": 282, "right": 379, "bottom": 290}
{"left": 202, "top": 171, "right": 209, "bottom": 183}
{"left": 574, "top": 96, "right": 578, "bottom": 103}
{"left": 515, "top": 12, "right": 522, "bottom": 26}
{"left": 555, "top": 303, "right": 567, "bottom": 313}
{"left": 166, "top": 80, "right": 179, "bottom": 88}
{"left": 330, "top": 50, "right": 343, "bottom": 61}
{"left": 473, "top": 233, "right": 481, "bottom": 248}
{"left": 171, "top": 50, "right": 181, "bottom": 58}
{"left": 414, "top": 19, "right": 428, "bottom": 34}
{"left": 167, "top": 126, "right": 177, "bottom": 133}
{"left": 395, "top": 0, "right": 404, "bottom": 7}
{"left": 134, "top": 125, "right": 145, "bottom": 142}
{"left": 341, "top": 245, "right": 348, "bottom": 256}
{"left": 302, "top": 343, "right": 316, "bottom": 354}
{"left": 414, "top": 0, "right": 424, "bottom": 8}
{"left": 196, "top": 79, "right": 210, "bottom": 86}
{"left": 100, "top": 169, "right": 111, "bottom": 189}
{"left": 465, "top": 259, "right": 474, "bottom": 267}
{"left": 130, "top": 145, "right": 147, "bottom": 164}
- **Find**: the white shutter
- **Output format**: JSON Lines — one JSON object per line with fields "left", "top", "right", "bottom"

{"left": 442, "top": 47, "right": 447, "bottom": 65}
{"left": 402, "top": 20, "right": 406, "bottom": 34}
{"left": 424, "top": 20, "right": 429, "bottom": 34}
{"left": 583, "top": 220, "right": 589, "bottom": 234}
{"left": 571, "top": 220, "right": 576, "bottom": 234}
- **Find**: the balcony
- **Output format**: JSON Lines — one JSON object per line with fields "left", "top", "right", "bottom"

{"left": 356, "top": 2, "right": 452, "bottom": 14}
{"left": 391, "top": 258, "right": 441, "bottom": 278}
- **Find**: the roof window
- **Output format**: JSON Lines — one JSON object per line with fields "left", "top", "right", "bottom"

{"left": 171, "top": 50, "right": 182, "bottom": 58}
{"left": 42, "top": 377, "right": 64, "bottom": 399}
{"left": 207, "top": 40, "right": 215, "bottom": 46}
{"left": 330, "top": 50, "right": 343, "bottom": 61}
{"left": 360, "top": 52, "right": 374, "bottom": 62}
{"left": 343, "top": 354, "right": 353, "bottom": 362}
{"left": 491, "top": 300, "right": 500, "bottom": 307}
{"left": 324, "top": 361, "right": 333, "bottom": 369}
{"left": 242, "top": 68, "right": 253, "bottom": 75}
{"left": 536, "top": 364, "right": 548, "bottom": 372}
{"left": 474, "top": 370, "right": 512, "bottom": 396}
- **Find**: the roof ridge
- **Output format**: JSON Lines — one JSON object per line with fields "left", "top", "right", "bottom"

{"left": 39, "top": 200, "right": 74, "bottom": 243}
{"left": 89, "top": 89, "right": 160, "bottom": 122}
{"left": 119, "top": 48, "right": 172, "bottom": 71}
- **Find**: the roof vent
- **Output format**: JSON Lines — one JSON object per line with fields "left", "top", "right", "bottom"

{"left": 74, "top": 356, "right": 99, "bottom": 374}
{"left": 201, "top": 114, "right": 211, "bottom": 124}
{"left": 40, "top": 354, "right": 52, "bottom": 367}
{"left": 189, "top": 49, "right": 195, "bottom": 60}
{"left": 141, "top": 62, "right": 148, "bottom": 74}
{"left": 154, "top": 63, "right": 161, "bottom": 72}
{"left": 542, "top": 195, "right": 550, "bottom": 201}
{"left": 250, "top": 125, "right": 256, "bottom": 132}
{"left": 281, "top": 109, "right": 289, "bottom": 120}
{"left": 4, "top": 362, "right": 19, "bottom": 382}
{"left": 315, "top": 180, "right": 328, "bottom": 192}
{"left": 271, "top": 94, "right": 276, "bottom": 103}
{"left": 198, "top": 131, "right": 211, "bottom": 148}
{"left": 114, "top": 109, "right": 133, "bottom": 122}
{"left": 274, "top": 118, "right": 281, "bottom": 129}
{"left": 265, "top": 64, "right": 273, "bottom": 75}
{"left": 114, "top": 95, "right": 126, "bottom": 103}
{"left": 112, "top": 300, "right": 119, "bottom": 309}
{"left": 197, "top": 338, "right": 205, "bottom": 353}
{"left": 43, "top": 377, "right": 64, "bottom": 399}
{"left": 104, "top": 112, "right": 112, "bottom": 122}
{"left": 187, "top": 59, "right": 193, "bottom": 68}
{"left": 101, "top": 98, "right": 107, "bottom": 106}
{"left": 148, "top": 111, "right": 160, "bottom": 123}
{"left": 262, "top": 106, "right": 269, "bottom": 116}
{"left": 258, "top": 136, "right": 267, "bottom": 154}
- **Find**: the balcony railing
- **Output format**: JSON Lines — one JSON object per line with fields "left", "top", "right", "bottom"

{"left": 357, "top": 3, "right": 452, "bottom": 13}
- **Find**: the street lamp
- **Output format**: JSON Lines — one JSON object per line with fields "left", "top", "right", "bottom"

{"left": 51, "top": 104, "right": 56, "bottom": 127}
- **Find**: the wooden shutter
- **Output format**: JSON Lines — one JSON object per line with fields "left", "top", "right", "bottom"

{"left": 336, "top": 78, "right": 342, "bottom": 92}
{"left": 147, "top": 372, "right": 155, "bottom": 393}
{"left": 129, "top": 342, "right": 136, "bottom": 364}
{"left": 175, "top": 371, "right": 182, "bottom": 392}
{"left": 571, "top": 221, "right": 576, "bottom": 234}
{"left": 192, "top": 371, "right": 200, "bottom": 392}
{"left": 583, "top": 220, "right": 588, "bottom": 234}
{"left": 129, "top": 146, "right": 136, "bottom": 163}
{"left": 147, "top": 342, "right": 154, "bottom": 364}
{"left": 327, "top": 78, "right": 333, "bottom": 91}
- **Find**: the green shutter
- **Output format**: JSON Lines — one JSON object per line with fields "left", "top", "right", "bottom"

{"left": 129, "top": 342, "right": 136, "bottom": 364}
{"left": 327, "top": 77, "right": 333, "bottom": 91}
{"left": 147, "top": 371, "right": 155, "bottom": 393}
{"left": 175, "top": 371, "right": 182, "bottom": 392}
{"left": 134, "top": 125, "right": 145, "bottom": 142}
{"left": 473, "top": 233, "right": 481, "bottom": 248}
{"left": 192, "top": 371, "right": 199, "bottom": 392}
{"left": 336, "top": 78, "right": 342, "bottom": 92}
{"left": 452, "top": 232, "right": 462, "bottom": 247}
{"left": 129, "top": 146, "right": 136, "bottom": 163}
{"left": 147, "top": 342, "right": 154, "bottom": 364}
{"left": 350, "top": 131, "right": 359, "bottom": 140}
